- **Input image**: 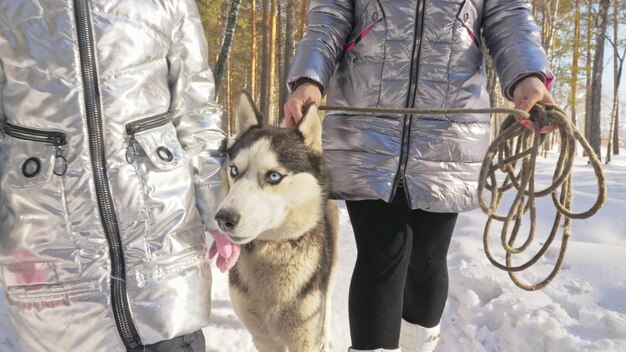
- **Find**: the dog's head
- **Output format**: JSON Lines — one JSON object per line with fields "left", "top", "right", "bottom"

{"left": 215, "top": 92, "right": 325, "bottom": 244}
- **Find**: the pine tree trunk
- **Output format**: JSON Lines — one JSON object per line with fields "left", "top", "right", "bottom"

{"left": 584, "top": 0, "right": 594, "bottom": 144}
{"left": 570, "top": 0, "right": 581, "bottom": 130}
{"left": 280, "top": 0, "right": 296, "bottom": 120}
{"left": 543, "top": 0, "right": 560, "bottom": 60}
{"left": 611, "top": 0, "right": 622, "bottom": 156}
{"left": 226, "top": 57, "right": 232, "bottom": 136}
{"left": 588, "top": 0, "right": 611, "bottom": 159}
{"left": 250, "top": 0, "right": 257, "bottom": 100}
{"left": 277, "top": 2, "right": 285, "bottom": 120}
{"left": 214, "top": 0, "right": 243, "bottom": 94}
{"left": 217, "top": 0, "right": 229, "bottom": 63}
{"left": 267, "top": 0, "right": 278, "bottom": 124}
{"left": 299, "top": 0, "right": 308, "bottom": 39}
{"left": 607, "top": 43, "right": 625, "bottom": 160}
{"left": 614, "top": 104, "right": 620, "bottom": 155}
{"left": 606, "top": 0, "right": 618, "bottom": 163}
{"left": 260, "top": 0, "right": 270, "bottom": 122}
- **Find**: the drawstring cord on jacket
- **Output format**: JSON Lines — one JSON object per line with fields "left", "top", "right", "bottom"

{"left": 318, "top": 104, "right": 607, "bottom": 290}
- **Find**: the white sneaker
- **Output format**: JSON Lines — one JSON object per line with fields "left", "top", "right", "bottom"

{"left": 399, "top": 320, "right": 440, "bottom": 352}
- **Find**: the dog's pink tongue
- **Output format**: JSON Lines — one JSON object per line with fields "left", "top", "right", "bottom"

{"left": 209, "top": 230, "right": 241, "bottom": 272}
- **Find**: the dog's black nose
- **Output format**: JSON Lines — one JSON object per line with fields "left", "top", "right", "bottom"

{"left": 215, "top": 209, "right": 240, "bottom": 232}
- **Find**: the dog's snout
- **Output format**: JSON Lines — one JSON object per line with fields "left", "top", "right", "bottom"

{"left": 215, "top": 209, "right": 240, "bottom": 232}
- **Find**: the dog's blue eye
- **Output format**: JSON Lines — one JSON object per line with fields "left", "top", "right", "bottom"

{"left": 230, "top": 165, "right": 239, "bottom": 177}
{"left": 267, "top": 171, "right": 283, "bottom": 185}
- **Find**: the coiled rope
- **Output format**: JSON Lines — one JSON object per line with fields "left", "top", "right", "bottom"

{"left": 477, "top": 104, "right": 606, "bottom": 290}
{"left": 319, "top": 104, "right": 607, "bottom": 290}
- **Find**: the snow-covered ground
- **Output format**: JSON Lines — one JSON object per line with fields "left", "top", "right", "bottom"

{"left": 1, "top": 151, "right": 625, "bottom": 351}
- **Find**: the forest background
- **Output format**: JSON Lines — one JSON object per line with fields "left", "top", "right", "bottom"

{"left": 196, "top": 0, "right": 626, "bottom": 162}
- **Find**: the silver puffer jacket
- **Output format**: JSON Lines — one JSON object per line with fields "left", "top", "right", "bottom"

{"left": 288, "top": 0, "right": 553, "bottom": 212}
{"left": 0, "top": 0, "right": 226, "bottom": 351}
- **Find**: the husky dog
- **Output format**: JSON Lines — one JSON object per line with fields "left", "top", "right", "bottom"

{"left": 215, "top": 93, "right": 338, "bottom": 352}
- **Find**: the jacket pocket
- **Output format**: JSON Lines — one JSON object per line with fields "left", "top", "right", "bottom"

{"left": 124, "top": 112, "right": 200, "bottom": 254}
{"left": 130, "top": 247, "right": 208, "bottom": 289}
{"left": 2, "top": 123, "right": 68, "bottom": 187}
{"left": 125, "top": 111, "right": 187, "bottom": 170}
{"left": 127, "top": 247, "right": 212, "bottom": 344}
{"left": 0, "top": 123, "right": 69, "bottom": 235}
{"left": 124, "top": 111, "right": 192, "bottom": 191}
{"left": 345, "top": 0, "right": 384, "bottom": 55}
{"left": 457, "top": 0, "right": 481, "bottom": 49}
{"left": 0, "top": 124, "right": 76, "bottom": 296}
{"left": 331, "top": 0, "right": 387, "bottom": 107}
{"left": 2, "top": 274, "right": 101, "bottom": 310}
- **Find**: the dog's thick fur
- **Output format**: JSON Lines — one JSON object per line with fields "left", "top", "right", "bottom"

{"left": 215, "top": 93, "right": 339, "bottom": 352}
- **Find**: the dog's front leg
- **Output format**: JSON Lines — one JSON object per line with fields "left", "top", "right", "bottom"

{"left": 252, "top": 335, "right": 288, "bottom": 352}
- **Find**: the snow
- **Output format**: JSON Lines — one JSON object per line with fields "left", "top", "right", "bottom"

{"left": 1, "top": 151, "right": 625, "bottom": 351}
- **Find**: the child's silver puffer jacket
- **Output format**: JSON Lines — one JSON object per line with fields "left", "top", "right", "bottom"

{"left": 0, "top": 0, "right": 226, "bottom": 350}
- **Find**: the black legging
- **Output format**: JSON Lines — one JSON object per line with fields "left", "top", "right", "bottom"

{"left": 346, "top": 188, "right": 458, "bottom": 350}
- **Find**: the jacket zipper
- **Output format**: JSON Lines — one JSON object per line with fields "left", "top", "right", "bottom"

{"left": 125, "top": 112, "right": 171, "bottom": 163}
{"left": 4, "top": 122, "right": 68, "bottom": 176}
{"left": 392, "top": 0, "right": 426, "bottom": 202}
{"left": 73, "top": 0, "right": 141, "bottom": 349}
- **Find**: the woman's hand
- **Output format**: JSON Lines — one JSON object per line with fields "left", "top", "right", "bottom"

{"left": 513, "top": 75, "right": 558, "bottom": 134}
{"left": 283, "top": 82, "right": 322, "bottom": 128}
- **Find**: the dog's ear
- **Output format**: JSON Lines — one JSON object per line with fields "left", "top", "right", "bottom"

{"left": 296, "top": 104, "right": 322, "bottom": 154}
{"left": 235, "top": 91, "right": 263, "bottom": 139}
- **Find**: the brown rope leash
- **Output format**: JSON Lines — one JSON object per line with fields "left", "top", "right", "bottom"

{"left": 477, "top": 104, "right": 605, "bottom": 290}
{"left": 319, "top": 103, "right": 607, "bottom": 290}
{"left": 319, "top": 105, "right": 530, "bottom": 119}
